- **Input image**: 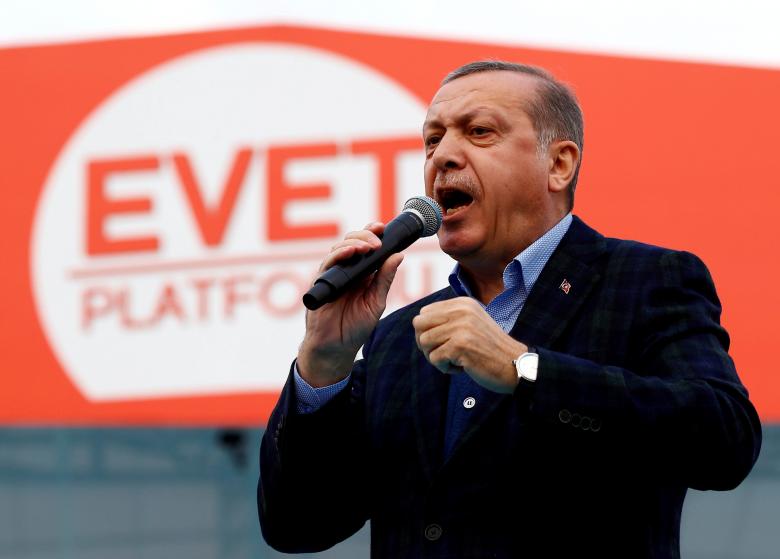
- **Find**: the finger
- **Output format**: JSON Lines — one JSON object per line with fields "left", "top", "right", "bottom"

{"left": 368, "top": 252, "right": 404, "bottom": 304}
{"left": 344, "top": 227, "right": 383, "bottom": 249}
{"left": 414, "top": 328, "right": 424, "bottom": 355}
{"left": 318, "top": 245, "right": 360, "bottom": 273}
{"left": 329, "top": 237, "right": 377, "bottom": 254}
{"left": 433, "top": 360, "right": 450, "bottom": 374}
{"left": 416, "top": 325, "right": 450, "bottom": 358}
{"left": 319, "top": 236, "right": 381, "bottom": 273}
{"left": 414, "top": 329, "right": 430, "bottom": 361}
{"left": 413, "top": 317, "right": 425, "bottom": 352}
{"left": 412, "top": 312, "right": 450, "bottom": 333}
{"left": 362, "top": 221, "right": 386, "bottom": 235}
{"left": 414, "top": 322, "right": 431, "bottom": 355}
{"left": 419, "top": 298, "right": 460, "bottom": 315}
{"left": 428, "top": 344, "right": 462, "bottom": 375}
{"left": 318, "top": 222, "right": 387, "bottom": 273}
{"left": 441, "top": 363, "right": 465, "bottom": 375}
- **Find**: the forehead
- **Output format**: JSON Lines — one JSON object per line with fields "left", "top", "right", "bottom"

{"left": 425, "top": 70, "right": 539, "bottom": 125}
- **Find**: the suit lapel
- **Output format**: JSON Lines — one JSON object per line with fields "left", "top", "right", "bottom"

{"left": 411, "top": 287, "right": 457, "bottom": 481}
{"left": 442, "top": 216, "right": 607, "bottom": 463}
{"left": 509, "top": 216, "right": 606, "bottom": 349}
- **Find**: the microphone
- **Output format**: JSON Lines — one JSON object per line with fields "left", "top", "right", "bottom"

{"left": 302, "top": 195, "right": 443, "bottom": 311}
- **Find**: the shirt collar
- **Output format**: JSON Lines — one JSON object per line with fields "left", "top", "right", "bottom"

{"left": 448, "top": 213, "right": 573, "bottom": 298}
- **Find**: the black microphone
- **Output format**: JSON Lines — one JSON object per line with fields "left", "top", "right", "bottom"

{"left": 302, "top": 196, "right": 443, "bottom": 310}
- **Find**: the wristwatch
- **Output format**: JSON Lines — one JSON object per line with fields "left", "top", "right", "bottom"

{"left": 513, "top": 346, "right": 539, "bottom": 382}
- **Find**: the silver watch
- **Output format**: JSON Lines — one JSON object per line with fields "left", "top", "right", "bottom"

{"left": 513, "top": 347, "right": 539, "bottom": 382}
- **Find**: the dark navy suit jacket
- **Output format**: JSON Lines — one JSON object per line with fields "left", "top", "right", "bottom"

{"left": 258, "top": 216, "right": 761, "bottom": 558}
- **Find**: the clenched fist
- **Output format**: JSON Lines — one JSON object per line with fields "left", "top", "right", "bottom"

{"left": 412, "top": 297, "right": 527, "bottom": 394}
{"left": 297, "top": 222, "right": 404, "bottom": 387}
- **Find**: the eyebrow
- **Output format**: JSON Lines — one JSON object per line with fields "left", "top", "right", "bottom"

{"left": 423, "top": 107, "right": 505, "bottom": 133}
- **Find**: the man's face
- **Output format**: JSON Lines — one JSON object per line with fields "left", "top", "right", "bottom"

{"left": 423, "top": 71, "right": 556, "bottom": 267}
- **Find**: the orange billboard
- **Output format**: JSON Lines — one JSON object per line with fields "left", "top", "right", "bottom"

{"left": 1, "top": 25, "right": 778, "bottom": 424}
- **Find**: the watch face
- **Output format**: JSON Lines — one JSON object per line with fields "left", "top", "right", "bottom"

{"left": 517, "top": 352, "right": 539, "bottom": 382}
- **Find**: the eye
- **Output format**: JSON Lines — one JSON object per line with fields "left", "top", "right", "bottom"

{"left": 470, "top": 126, "right": 491, "bottom": 136}
{"left": 425, "top": 135, "right": 441, "bottom": 148}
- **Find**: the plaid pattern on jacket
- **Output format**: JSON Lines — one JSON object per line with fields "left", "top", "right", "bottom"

{"left": 259, "top": 216, "right": 761, "bottom": 559}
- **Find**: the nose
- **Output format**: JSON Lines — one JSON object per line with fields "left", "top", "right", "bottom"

{"left": 431, "top": 132, "right": 465, "bottom": 171}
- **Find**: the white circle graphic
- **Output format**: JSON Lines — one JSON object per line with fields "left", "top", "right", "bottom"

{"left": 31, "top": 43, "right": 452, "bottom": 401}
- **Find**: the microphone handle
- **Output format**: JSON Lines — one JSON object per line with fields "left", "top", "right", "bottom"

{"left": 302, "top": 212, "right": 423, "bottom": 310}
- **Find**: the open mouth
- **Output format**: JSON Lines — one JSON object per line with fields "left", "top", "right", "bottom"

{"left": 437, "top": 189, "right": 474, "bottom": 217}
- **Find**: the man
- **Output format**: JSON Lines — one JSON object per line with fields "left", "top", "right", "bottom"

{"left": 258, "top": 61, "right": 761, "bottom": 558}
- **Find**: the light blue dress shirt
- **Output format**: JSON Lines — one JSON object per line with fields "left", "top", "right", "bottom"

{"left": 294, "top": 213, "right": 573, "bottom": 415}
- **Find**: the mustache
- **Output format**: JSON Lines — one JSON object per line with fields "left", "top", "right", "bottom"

{"left": 433, "top": 173, "right": 479, "bottom": 198}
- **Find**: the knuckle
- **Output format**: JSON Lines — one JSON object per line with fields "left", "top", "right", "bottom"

{"left": 344, "top": 231, "right": 370, "bottom": 244}
{"left": 451, "top": 333, "right": 470, "bottom": 353}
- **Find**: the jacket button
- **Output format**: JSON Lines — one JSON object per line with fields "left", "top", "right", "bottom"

{"left": 580, "top": 416, "right": 592, "bottom": 430}
{"left": 424, "top": 524, "right": 443, "bottom": 541}
{"left": 558, "top": 409, "right": 572, "bottom": 424}
{"left": 571, "top": 413, "right": 582, "bottom": 427}
{"left": 591, "top": 418, "right": 602, "bottom": 432}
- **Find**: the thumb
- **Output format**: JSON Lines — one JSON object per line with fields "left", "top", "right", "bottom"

{"left": 370, "top": 253, "right": 404, "bottom": 303}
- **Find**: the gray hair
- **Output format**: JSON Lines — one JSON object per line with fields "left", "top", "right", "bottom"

{"left": 442, "top": 60, "right": 584, "bottom": 208}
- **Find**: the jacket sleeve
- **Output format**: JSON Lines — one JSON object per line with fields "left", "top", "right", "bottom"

{"left": 525, "top": 249, "right": 762, "bottom": 490}
{"left": 257, "top": 358, "right": 370, "bottom": 553}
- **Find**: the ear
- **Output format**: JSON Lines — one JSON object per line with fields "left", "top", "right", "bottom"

{"left": 547, "top": 140, "right": 580, "bottom": 194}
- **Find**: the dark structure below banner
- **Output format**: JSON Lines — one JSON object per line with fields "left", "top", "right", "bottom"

{"left": 0, "top": 426, "right": 777, "bottom": 559}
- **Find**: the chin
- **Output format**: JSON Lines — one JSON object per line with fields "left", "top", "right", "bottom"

{"left": 437, "top": 235, "right": 480, "bottom": 261}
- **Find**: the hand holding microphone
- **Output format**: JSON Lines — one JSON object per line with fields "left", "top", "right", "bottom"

{"left": 303, "top": 196, "right": 443, "bottom": 310}
{"left": 296, "top": 196, "right": 442, "bottom": 387}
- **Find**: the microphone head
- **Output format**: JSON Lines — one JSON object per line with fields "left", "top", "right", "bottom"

{"left": 403, "top": 196, "right": 443, "bottom": 237}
